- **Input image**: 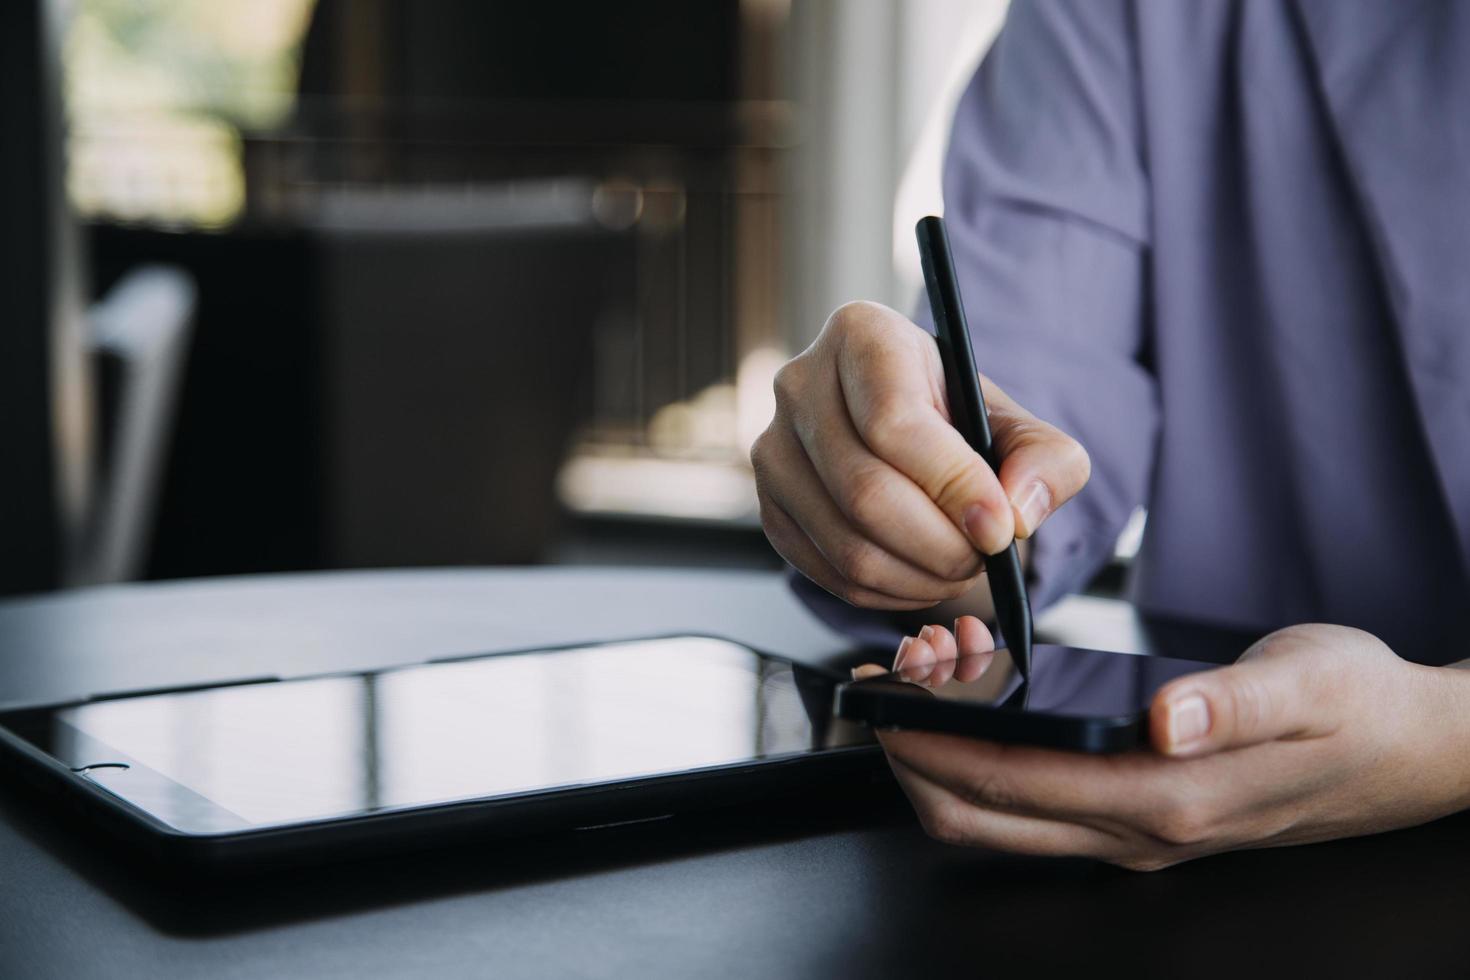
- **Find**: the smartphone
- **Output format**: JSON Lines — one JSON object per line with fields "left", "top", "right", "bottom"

{"left": 834, "top": 644, "right": 1213, "bottom": 753}
{"left": 0, "top": 636, "right": 880, "bottom": 870}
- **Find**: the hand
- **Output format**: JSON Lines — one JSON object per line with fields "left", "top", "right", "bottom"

{"left": 751, "top": 301, "right": 1090, "bottom": 610}
{"left": 861, "top": 622, "right": 1470, "bottom": 870}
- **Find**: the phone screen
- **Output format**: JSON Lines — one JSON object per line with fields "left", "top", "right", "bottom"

{"left": 1, "top": 637, "right": 873, "bottom": 833}
{"left": 837, "top": 644, "right": 1212, "bottom": 750}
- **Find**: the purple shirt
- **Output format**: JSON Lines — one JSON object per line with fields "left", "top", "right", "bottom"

{"left": 795, "top": 0, "right": 1470, "bottom": 664}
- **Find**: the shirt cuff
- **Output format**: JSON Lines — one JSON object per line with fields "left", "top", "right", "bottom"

{"left": 786, "top": 568, "right": 908, "bottom": 651}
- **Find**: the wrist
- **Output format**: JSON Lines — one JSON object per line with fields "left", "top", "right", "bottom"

{"left": 1413, "top": 660, "right": 1470, "bottom": 812}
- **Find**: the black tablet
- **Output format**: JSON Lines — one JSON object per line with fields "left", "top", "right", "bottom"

{"left": 0, "top": 635, "right": 880, "bottom": 870}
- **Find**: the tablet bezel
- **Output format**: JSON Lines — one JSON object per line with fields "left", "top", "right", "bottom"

{"left": 0, "top": 634, "right": 883, "bottom": 868}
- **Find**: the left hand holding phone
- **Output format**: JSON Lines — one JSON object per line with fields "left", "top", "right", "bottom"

{"left": 859, "top": 622, "right": 1470, "bottom": 871}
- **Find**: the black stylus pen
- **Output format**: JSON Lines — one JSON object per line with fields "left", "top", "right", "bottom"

{"left": 915, "top": 215, "right": 1033, "bottom": 681}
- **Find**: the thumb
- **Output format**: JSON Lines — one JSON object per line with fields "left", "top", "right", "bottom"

{"left": 985, "top": 378, "right": 1091, "bottom": 539}
{"left": 1150, "top": 656, "right": 1325, "bottom": 758}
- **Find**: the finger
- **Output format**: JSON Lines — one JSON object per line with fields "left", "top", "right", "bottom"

{"left": 894, "top": 635, "right": 937, "bottom": 683}
{"left": 880, "top": 728, "right": 1171, "bottom": 828}
{"left": 950, "top": 616, "right": 995, "bottom": 682}
{"left": 953, "top": 649, "right": 992, "bottom": 683}
{"left": 926, "top": 623, "right": 958, "bottom": 663}
{"left": 892, "top": 635, "right": 914, "bottom": 671}
{"left": 777, "top": 346, "right": 985, "bottom": 582}
{"left": 822, "top": 305, "right": 1016, "bottom": 555}
{"left": 954, "top": 615, "right": 995, "bottom": 656}
{"left": 983, "top": 377, "right": 1091, "bottom": 539}
{"left": 1150, "top": 654, "right": 1333, "bottom": 758}
{"left": 850, "top": 664, "right": 888, "bottom": 681}
{"left": 754, "top": 426, "right": 977, "bottom": 603}
{"left": 905, "top": 631, "right": 952, "bottom": 687}
{"left": 894, "top": 625, "right": 962, "bottom": 688}
{"left": 886, "top": 754, "right": 1119, "bottom": 859}
{"left": 758, "top": 493, "right": 932, "bottom": 611}
{"left": 922, "top": 625, "right": 960, "bottom": 688}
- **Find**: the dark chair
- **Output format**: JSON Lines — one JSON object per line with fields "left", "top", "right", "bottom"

{"left": 0, "top": 1, "right": 195, "bottom": 595}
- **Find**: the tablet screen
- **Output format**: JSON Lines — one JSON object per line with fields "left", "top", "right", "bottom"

{"left": 4, "top": 637, "right": 872, "bottom": 833}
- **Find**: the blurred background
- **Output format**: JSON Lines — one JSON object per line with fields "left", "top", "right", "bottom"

{"left": 7, "top": 0, "right": 1136, "bottom": 599}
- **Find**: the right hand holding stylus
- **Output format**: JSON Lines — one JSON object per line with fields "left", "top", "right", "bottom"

{"left": 751, "top": 301, "right": 1090, "bottom": 610}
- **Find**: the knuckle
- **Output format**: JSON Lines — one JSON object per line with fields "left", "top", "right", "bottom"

{"left": 1147, "top": 798, "right": 1215, "bottom": 848}
{"left": 943, "top": 550, "right": 984, "bottom": 582}
{"left": 825, "top": 300, "right": 881, "bottom": 339}
{"left": 1270, "top": 623, "right": 1323, "bottom": 645}
{"left": 929, "top": 456, "right": 987, "bottom": 514}
{"left": 754, "top": 492, "right": 780, "bottom": 536}
{"left": 1224, "top": 675, "right": 1273, "bottom": 739}
{"left": 749, "top": 433, "right": 789, "bottom": 496}
{"left": 839, "top": 465, "right": 895, "bottom": 531}
{"left": 859, "top": 395, "right": 924, "bottom": 456}
{"left": 755, "top": 499, "right": 794, "bottom": 559}
{"left": 917, "top": 803, "right": 971, "bottom": 847}
{"left": 940, "top": 574, "right": 979, "bottom": 601}
{"left": 748, "top": 431, "right": 771, "bottom": 476}
{"left": 1056, "top": 435, "right": 1092, "bottom": 489}
{"left": 998, "top": 420, "right": 1090, "bottom": 490}
{"left": 1112, "top": 853, "right": 1175, "bottom": 874}
{"left": 831, "top": 538, "right": 884, "bottom": 589}
{"left": 962, "top": 770, "right": 1025, "bottom": 814}
{"left": 994, "top": 415, "right": 1049, "bottom": 454}
{"left": 771, "top": 361, "right": 804, "bottom": 412}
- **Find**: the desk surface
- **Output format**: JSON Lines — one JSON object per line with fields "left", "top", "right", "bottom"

{"left": 3, "top": 568, "right": 1469, "bottom": 979}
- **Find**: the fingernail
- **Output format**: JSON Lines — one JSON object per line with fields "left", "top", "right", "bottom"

{"left": 918, "top": 625, "right": 933, "bottom": 641}
{"left": 963, "top": 503, "right": 1003, "bottom": 554}
{"left": 1166, "top": 695, "right": 1210, "bottom": 751}
{"left": 894, "top": 635, "right": 913, "bottom": 669}
{"left": 1012, "top": 481, "right": 1052, "bottom": 538}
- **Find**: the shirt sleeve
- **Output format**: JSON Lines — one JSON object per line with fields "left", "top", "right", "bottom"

{"left": 789, "top": 0, "right": 1160, "bottom": 638}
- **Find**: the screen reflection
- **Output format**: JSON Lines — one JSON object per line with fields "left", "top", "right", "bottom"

{"left": 42, "top": 637, "right": 870, "bottom": 829}
{"left": 873, "top": 643, "right": 1208, "bottom": 718}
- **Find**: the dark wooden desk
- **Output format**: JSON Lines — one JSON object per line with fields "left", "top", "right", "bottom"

{"left": 3, "top": 569, "right": 1468, "bottom": 979}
